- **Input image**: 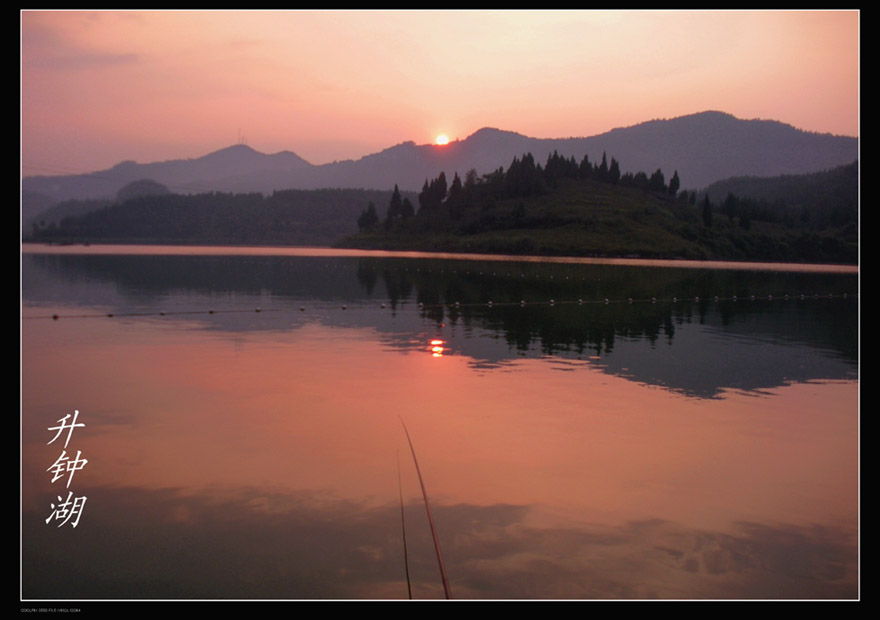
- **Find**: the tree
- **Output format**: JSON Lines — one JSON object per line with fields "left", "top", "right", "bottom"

{"left": 435, "top": 172, "right": 448, "bottom": 203}
{"left": 597, "top": 151, "right": 609, "bottom": 181}
{"left": 668, "top": 171, "right": 680, "bottom": 196}
{"left": 389, "top": 184, "right": 402, "bottom": 216}
{"left": 447, "top": 171, "right": 463, "bottom": 202}
{"left": 385, "top": 185, "right": 403, "bottom": 229}
{"left": 446, "top": 172, "right": 464, "bottom": 219}
{"left": 357, "top": 202, "right": 379, "bottom": 230}
{"left": 418, "top": 179, "right": 431, "bottom": 214}
{"left": 701, "top": 194, "right": 713, "bottom": 227}
{"left": 579, "top": 154, "right": 592, "bottom": 179}
{"left": 401, "top": 197, "right": 415, "bottom": 219}
{"left": 648, "top": 169, "right": 666, "bottom": 193}
{"left": 609, "top": 157, "right": 621, "bottom": 184}
{"left": 417, "top": 174, "right": 447, "bottom": 214}
{"left": 464, "top": 168, "right": 479, "bottom": 190}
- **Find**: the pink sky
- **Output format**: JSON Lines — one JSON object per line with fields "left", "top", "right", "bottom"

{"left": 21, "top": 10, "right": 859, "bottom": 176}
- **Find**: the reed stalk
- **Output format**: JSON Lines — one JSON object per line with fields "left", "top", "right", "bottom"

{"left": 398, "top": 450, "right": 412, "bottom": 599}
{"left": 400, "top": 417, "right": 452, "bottom": 599}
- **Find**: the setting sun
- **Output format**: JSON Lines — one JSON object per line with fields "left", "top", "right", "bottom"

{"left": 435, "top": 134, "right": 450, "bottom": 145}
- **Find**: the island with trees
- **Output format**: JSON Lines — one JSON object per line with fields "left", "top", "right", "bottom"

{"left": 338, "top": 152, "right": 857, "bottom": 264}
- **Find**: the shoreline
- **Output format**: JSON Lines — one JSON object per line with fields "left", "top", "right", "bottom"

{"left": 21, "top": 241, "right": 859, "bottom": 273}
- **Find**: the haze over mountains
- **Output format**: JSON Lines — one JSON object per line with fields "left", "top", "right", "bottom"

{"left": 23, "top": 111, "right": 858, "bottom": 226}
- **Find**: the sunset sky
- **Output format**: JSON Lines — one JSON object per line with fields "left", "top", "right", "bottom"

{"left": 21, "top": 10, "right": 859, "bottom": 177}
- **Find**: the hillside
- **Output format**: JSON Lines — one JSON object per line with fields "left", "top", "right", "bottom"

{"left": 27, "top": 188, "right": 417, "bottom": 247}
{"left": 703, "top": 161, "right": 858, "bottom": 229}
{"left": 336, "top": 155, "right": 858, "bottom": 265}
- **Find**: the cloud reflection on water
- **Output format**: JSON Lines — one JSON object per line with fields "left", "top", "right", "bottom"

{"left": 22, "top": 484, "right": 857, "bottom": 599}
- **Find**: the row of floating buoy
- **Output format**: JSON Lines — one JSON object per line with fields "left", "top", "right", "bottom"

{"left": 31, "top": 291, "right": 853, "bottom": 320}
{"left": 416, "top": 292, "right": 850, "bottom": 310}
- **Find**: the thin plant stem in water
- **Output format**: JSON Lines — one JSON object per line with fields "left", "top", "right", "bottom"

{"left": 398, "top": 449, "right": 412, "bottom": 600}
{"left": 400, "top": 416, "right": 452, "bottom": 599}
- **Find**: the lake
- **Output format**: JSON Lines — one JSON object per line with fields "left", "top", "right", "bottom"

{"left": 21, "top": 244, "right": 859, "bottom": 600}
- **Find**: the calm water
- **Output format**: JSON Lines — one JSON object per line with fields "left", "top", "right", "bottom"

{"left": 21, "top": 245, "right": 859, "bottom": 600}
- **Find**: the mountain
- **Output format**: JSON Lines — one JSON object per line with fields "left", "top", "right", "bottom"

{"left": 22, "top": 111, "right": 858, "bottom": 227}
{"left": 703, "top": 160, "right": 858, "bottom": 207}
{"left": 22, "top": 144, "right": 313, "bottom": 226}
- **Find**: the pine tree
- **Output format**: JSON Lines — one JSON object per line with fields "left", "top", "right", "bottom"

{"left": 597, "top": 152, "right": 609, "bottom": 181}
{"left": 389, "top": 184, "right": 402, "bottom": 218}
{"left": 384, "top": 185, "right": 404, "bottom": 229}
{"left": 579, "top": 154, "right": 592, "bottom": 179}
{"left": 668, "top": 171, "right": 680, "bottom": 196}
{"left": 401, "top": 197, "right": 415, "bottom": 219}
{"left": 701, "top": 194, "right": 713, "bottom": 227}
{"left": 609, "top": 157, "right": 621, "bottom": 184}
{"left": 357, "top": 202, "right": 379, "bottom": 230}
{"left": 649, "top": 169, "right": 666, "bottom": 193}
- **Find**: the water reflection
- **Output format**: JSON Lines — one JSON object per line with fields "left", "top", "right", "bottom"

{"left": 21, "top": 247, "right": 858, "bottom": 599}
{"left": 22, "top": 485, "right": 856, "bottom": 599}
{"left": 23, "top": 251, "right": 858, "bottom": 398}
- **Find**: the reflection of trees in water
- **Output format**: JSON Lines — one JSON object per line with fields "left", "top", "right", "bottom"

{"left": 25, "top": 252, "right": 857, "bottom": 366}
{"left": 354, "top": 257, "right": 858, "bottom": 363}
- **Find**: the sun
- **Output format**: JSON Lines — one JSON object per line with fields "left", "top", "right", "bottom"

{"left": 435, "top": 134, "right": 450, "bottom": 145}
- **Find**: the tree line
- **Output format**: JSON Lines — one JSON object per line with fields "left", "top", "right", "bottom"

{"left": 29, "top": 187, "right": 412, "bottom": 246}
{"left": 358, "top": 150, "right": 683, "bottom": 231}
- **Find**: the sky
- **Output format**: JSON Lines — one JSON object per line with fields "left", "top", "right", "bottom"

{"left": 21, "top": 10, "right": 859, "bottom": 177}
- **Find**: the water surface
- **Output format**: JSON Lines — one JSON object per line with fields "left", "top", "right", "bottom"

{"left": 21, "top": 245, "right": 859, "bottom": 599}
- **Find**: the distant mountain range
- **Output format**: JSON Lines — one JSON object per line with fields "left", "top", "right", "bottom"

{"left": 22, "top": 111, "right": 858, "bottom": 226}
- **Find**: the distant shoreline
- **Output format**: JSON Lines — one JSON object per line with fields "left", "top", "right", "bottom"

{"left": 20, "top": 241, "right": 859, "bottom": 273}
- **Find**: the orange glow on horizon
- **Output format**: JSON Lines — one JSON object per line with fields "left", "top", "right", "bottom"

{"left": 20, "top": 10, "right": 859, "bottom": 174}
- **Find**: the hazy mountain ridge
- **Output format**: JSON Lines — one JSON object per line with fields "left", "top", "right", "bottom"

{"left": 704, "top": 160, "right": 858, "bottom": 205}
{"left": 22, "top": 111, "right": 858, "bottom": 227}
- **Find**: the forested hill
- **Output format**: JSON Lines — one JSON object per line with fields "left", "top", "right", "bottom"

{"left": 27, "top": 152, "right": 858, "bottom": 265}
{"left": 702, "top": 160, "right": 858, "bottom": 230}
{"left": 27, "top": 188, "right": 417, "bottom": 247}
{"left": 337, "top": 152, "right": 858, "bottom": 265}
